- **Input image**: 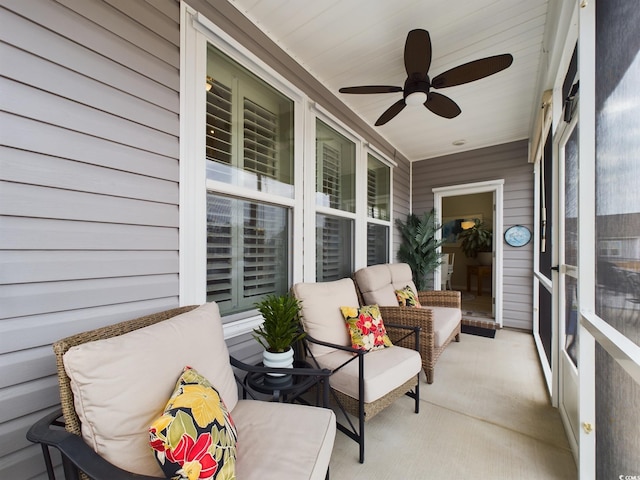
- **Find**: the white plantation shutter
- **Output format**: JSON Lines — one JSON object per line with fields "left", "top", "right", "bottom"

{"left": 317, "top": 214, "right": 342, "bottom": 281}
{"left": 367, "top": 168, "right": 377, "bottom": 217}
{"left": 206, "top": 195, "right": 233, "bottom": 308}
{"left": 241, "top": 201, "right": 285, "bottom": 300}
{"left": 320, "top": 143, "right": 341, "bottom": 209}
{"left": 317, "top": 142, "right": 346, "bottom": 281}
{"left": 366, "top": 223, "right": 389, "bottom": 266}
{"left": 367, "top": 223, "right": 378, "bottom": 264}
{"left": 206, "top": 79, "right": 233, "bottom": 164}
{"left": 243, "top": 98, "right": 278, "bottom": 180}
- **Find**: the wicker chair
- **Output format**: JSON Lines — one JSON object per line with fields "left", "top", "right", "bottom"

{"left": 353, "top": 263, "right": 462, "bottom": 384}
{"left": 292, "top": 278, "right": 422, "bottom": 464}
{"left": 27, "top": 304, "right": 335, "bottom": 480}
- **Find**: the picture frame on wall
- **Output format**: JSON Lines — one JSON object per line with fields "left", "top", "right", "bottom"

{"left": 442, "top": 214, "right": 483, "bottom": 245}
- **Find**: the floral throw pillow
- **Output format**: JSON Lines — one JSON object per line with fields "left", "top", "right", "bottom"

{"left": 149, "top": 366, "right": 237, "bottom": 480}
{"left": 340, "top": 304, "right": 393, "bottom": 351}
{"left": 395, "top": 285, "right": 422, "bottom": 307}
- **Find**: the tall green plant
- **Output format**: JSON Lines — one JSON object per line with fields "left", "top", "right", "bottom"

{"left": 458, "top": 219, "right": 492, "bottom": 258}
{"left": 396, "top": 209, "right": 444, "bottom": 291}
{"left": 253, "top": 294, "right": 306, "bottom": 353}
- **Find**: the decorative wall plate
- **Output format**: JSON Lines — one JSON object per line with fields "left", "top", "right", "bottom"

{"left": 504, "top": 225, "right": 531, "bottom": 247}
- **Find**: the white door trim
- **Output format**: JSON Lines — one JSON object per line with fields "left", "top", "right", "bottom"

{"left": 433, "top": 180, "right": 504, "bottom": 327}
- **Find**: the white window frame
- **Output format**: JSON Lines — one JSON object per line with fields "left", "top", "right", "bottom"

{"left": 179, "top": 3, "right": 306, "bottom": 329}
{"left": 179, "top": 2, "right": 397, "bottom": 334}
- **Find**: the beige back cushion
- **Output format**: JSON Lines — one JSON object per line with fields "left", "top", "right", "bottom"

{"left": 355, "top": 263, "right": 418, "bottom": 306}
{"left": 388, "top": 263, "right": 418, "bottom": 294}
{"left": 63, "top": 302, "right": 236, "bottom": 477}
{"left": 292, "top": 278, "right": 358, "bottom": 357}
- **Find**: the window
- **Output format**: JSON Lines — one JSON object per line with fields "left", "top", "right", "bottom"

{"left": 206, "top": 195, "right": 289, "bottom": 314}
{"left": 592, "top": 5, "right": 640, "bottom": 473}
{"left": 315, "top": 119, "right": 355, "bottom": 281}
{"left": 205, "top": 44, "right": 295, "bottom": 315}
{"left": 181, "top": 7, "right": 395, "bottom": 320}
{"left": 366, "top": 153, "right": 391, "bottom": 265}
{"left": 206, "top": 46, "right": 294, "bottom": 197}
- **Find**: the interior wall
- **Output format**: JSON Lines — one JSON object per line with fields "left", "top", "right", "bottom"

{"left": 442, "top": 192, "right": 493, "bottom": 292}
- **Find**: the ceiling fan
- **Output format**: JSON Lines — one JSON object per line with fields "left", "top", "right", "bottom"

{"left": 339, "top": 29, "right": 513, "bottom": 126}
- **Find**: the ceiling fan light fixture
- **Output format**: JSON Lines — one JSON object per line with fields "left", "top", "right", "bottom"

{"left": 405, "top": 91, "right": 428, "bottom": 106}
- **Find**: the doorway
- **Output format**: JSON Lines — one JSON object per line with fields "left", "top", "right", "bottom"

{"left": 442, "top": 192, "right": 494, "bottom": 317}
{"left": 433, "top": 180, "right": 504, "bottom": 327}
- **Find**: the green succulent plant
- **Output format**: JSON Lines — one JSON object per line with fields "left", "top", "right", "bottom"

{"left": 253, "top": 294, "right": 306, "bottom": 353}
{"left": 458, "top": 219, "right": 493, "bottom": 258}
{"left": 395, "top": 209, "right": 444, "bottom": 291}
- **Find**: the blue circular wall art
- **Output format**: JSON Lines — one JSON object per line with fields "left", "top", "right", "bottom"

{"left": 504, "top": 225, "right": 531, "bottom": 247}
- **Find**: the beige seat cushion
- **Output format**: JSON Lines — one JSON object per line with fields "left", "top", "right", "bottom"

{"left": 292, "top": 278, "right": 357, "bottom": 356}
{"left": 232, "top": 400, "right": 336, "bottom": 480}
{"left": 313, "top": 346, "right": 422, "bottom": 403}
{"left": 63, "top": 303, "right": 237, "bottom": 477}
{"left": 431, "top": 306, "right": 463, "bottom": 347}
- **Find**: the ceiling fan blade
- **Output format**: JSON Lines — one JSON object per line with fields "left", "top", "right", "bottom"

{"left": 375, "top": 99, "right": 406, "bottom": 126}
{"left": 404, "top": 29, "right": 432, "bottom": 77}
{"left": 431, "top": 54, "right": 513, "bottom": 89}
{"left": 424, "top": 92, "right": 461, "bottom": 119}
{"left": 339, "top": 85, "right": 403, "bottom": 94}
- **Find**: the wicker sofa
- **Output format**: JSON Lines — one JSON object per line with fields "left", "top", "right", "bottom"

{"left": 27, "top": 303, "right": 336, "bottom": 480}
{"left": 353, "top": 263, "right": 462, "bottom": 384}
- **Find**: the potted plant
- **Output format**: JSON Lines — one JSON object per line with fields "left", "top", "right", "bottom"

{"left": 253, "top": 293, "right": 306, "bottom": 376}
{"left": 458, "top": 219, "right": 493, "bottom": 264}
{"left": 396, "top": 209, "right": 445, "bottom": 291}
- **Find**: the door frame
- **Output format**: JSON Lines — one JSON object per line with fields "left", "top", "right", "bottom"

{"left": 433, "top": 180, "right": 504, "bottom": 327}
{"left": 554, "top": 110, "right": 580, "bottom": 460}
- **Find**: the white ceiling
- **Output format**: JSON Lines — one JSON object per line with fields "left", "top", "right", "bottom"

{"left": 227, "top": 0, "right": 550, "bottom": 161}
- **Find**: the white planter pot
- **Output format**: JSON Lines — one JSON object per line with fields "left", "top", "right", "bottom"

{"left": 263, "top": 347, "right": 294, "bottom": 376}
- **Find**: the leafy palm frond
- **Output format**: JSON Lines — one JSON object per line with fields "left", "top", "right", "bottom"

{"left": 395, "top": 209, "right": 444, "bottom": 291}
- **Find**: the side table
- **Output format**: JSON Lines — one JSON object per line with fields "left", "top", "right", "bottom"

{"left": 467, "top": 264, "right": 492, "bottom": 296}
{"left": 244, "top": 360, "right": 327, "bottom": 406}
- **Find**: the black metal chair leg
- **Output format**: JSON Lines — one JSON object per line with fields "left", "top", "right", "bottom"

{"left": 40, "top": 444, "right": 56, "bottom": 480}
{"left": 358, "top": 354, "right": 365, "bottom": 463}
{"left": 415, "top": 375, "right": 420, "bottom": 413}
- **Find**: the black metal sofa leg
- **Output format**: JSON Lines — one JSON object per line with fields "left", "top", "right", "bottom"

{"left": 415, "top": 375, "right": 420, "bottom": 413}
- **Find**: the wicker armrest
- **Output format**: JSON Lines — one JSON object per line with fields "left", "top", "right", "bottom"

{"left": 27, "top": 409, "right": 159, "bottom": 480}
{"left": 383, "top": 322, "right": 421, "bottom": 350}
{"left": 379, "top": 305, "right": 434, "bottom": 332}
{"left": 417, "top": 290, "right": 461, "bottom": 308}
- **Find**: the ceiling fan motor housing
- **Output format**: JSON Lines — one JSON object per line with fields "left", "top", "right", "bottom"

{"left": 403, "top": 76, "right": 430, "bottom": 99}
